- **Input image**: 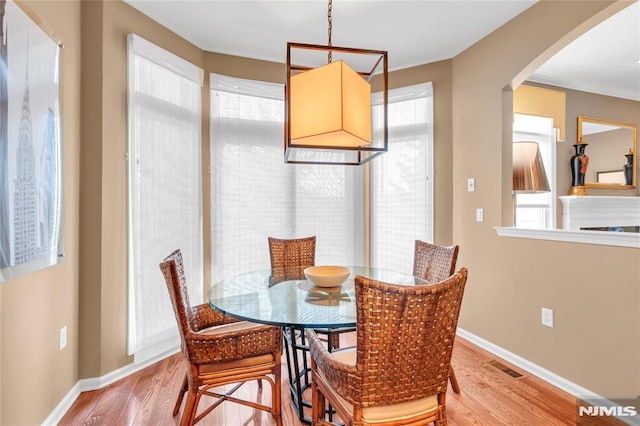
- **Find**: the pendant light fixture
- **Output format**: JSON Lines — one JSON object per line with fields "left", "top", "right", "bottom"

{"left": 284, "top": 0, "right": 388, "bottom": 165}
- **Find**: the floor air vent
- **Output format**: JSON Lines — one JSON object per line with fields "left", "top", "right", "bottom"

{"left": 487, "top": 360, "right": 524, "bottom": 379}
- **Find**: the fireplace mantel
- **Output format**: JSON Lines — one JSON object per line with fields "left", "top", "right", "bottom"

{"left": 559, "top": 196, "right": 640, "bottom": 231}
{"left": 495, "top": 196, "right": 640, "bottom": 248}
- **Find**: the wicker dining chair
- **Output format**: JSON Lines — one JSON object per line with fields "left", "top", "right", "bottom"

{"left": 268, "top": 235, "right": 354, "bottom": 420}
{"left": 268, "top": 236, "right": 353, "bottom": 347}
{"left": 268, "top": 236, "right": 317, "bottom": 270}
{"left": 307, "top": 268, "right": 468, "bottom": 425}
{"left": 413, "top": 239, "right": 462, "bottom": 394}
{"left": 413, "top": 239, "right": 460, "bottom": 283}
{"left": 159, "top": 249, "right": 283, "bottom": 426}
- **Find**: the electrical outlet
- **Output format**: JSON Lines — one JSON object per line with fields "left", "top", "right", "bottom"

{"left": 541, "top": 308, "right": 554, "bottom": 328}
{"left": 476, "top": 208, "right": 484, "bottom": 222}
{"left": 59, "top": 326, "right": 67, "bottom": 350}
{"left": 467, "top": 178, "right": 475, "bottom": 192}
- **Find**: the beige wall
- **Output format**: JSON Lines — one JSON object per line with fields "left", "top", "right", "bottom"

{"left": 2, "top": 0, "right": 638, "bottom": 424}
{"left": 1, "top": 1, "right": 81, "bottom": 424}
{"left": 452, "top": 0, "right": 639, "bottom": 403}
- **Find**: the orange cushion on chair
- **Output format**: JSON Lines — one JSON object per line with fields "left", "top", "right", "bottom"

{"left": 199, "top": 354, "right": 276, "bottom": 375}
{"left": 199, "top": 320, "right": 267, "bottom": 335}
{"left": 321, "top": 347, "right": 439, "bottom": 424}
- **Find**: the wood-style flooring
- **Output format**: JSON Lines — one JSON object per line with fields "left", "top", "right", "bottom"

{"left": 59, "top": 335, "right": 625, "bottom": 425}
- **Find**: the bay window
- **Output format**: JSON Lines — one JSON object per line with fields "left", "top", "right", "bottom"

{"left": 211, "top": 74, "right": 433, "bottom": 278}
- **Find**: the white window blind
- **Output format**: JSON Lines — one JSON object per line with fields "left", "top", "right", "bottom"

{"left": 210, "top": 74, "right": 363, "bottom": 284}
{"left": 127, "top": 34, "right": 203, "bottom": 363}
{"left": 370, "top": 83, "right": 433, "bottom": 273}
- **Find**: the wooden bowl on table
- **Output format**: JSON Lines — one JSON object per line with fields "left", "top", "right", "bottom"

{"left": 304, "top": 266, "right": 350, "bottom": 288}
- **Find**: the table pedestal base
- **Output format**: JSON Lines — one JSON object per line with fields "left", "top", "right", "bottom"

{"left": 283, "top": 326, "right": 349, "bottom": 424}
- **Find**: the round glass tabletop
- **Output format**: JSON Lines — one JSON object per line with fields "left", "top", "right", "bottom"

{"left": 208, "top": 266, "right": 420, "bottom": 328}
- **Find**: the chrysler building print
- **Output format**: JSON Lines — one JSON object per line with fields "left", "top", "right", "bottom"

{"left": 39, "top": 107, "right": 56, "bottom": 254}
{"left": 0, "top": 0, "right": 61, "bottom": 280}
{"left": 0, "top": 0, "right": 9, "bottom": 268}
{"left": 13, "top": 65, "right": 37, "bottom": 265}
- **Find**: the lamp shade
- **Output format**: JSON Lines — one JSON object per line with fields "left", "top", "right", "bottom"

{"left": 513, "top": 141, "right": 550, "bottom": 192}
{"left": 290, "top": 60, "right": 371, "bottom": 147}
{"left": 284, "top": 42, "right": 387, "bottom": 165}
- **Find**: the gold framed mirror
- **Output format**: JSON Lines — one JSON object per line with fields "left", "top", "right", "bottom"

{"left": 577, "top": 116, "right": 637, "bottom": 189}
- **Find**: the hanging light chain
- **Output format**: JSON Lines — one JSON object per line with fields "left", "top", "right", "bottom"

{"left": 327, "top": 0, "right": 332, "bottom": 63}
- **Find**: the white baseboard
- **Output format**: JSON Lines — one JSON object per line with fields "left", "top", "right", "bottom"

{"left": 41, "top": 382, "right": 82, "bottom": 426}
{"left": 457, "top": 328, "right": 639, "bottom": 426}
{"left": 41, "top": 347, "right": 180, "bottom": 426}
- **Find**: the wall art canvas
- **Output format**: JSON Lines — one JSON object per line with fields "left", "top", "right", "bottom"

{"left": 0, "top": 0, "right": 63, "bottom": 282}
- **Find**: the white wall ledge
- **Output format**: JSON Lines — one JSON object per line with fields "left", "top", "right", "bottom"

{"left": 495, "top": 227, "right": 640, "bottom": 248}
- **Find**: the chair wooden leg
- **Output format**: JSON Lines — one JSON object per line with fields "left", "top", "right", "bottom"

{"left": 311, "top": 362, "right": 325, "bottom": 423}
{"left": 449, "top": 365, "right": 461, "bottom": 394}
{"left": 434, "top": 392, "right": 448, "bottom": 426}
{"left": 180, "top": 386, "right": 198, "bottom": 426}
{"left": 273, "top": 370, "right": 282, "bottom": 426}
{"left": 173, "top": 375, "right": 188, "bottom": 415}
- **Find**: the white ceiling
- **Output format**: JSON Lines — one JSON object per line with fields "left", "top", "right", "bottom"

{"left": 125, "top": 0, "right": 640, "bottom": 101}
{"left": 529, "top": 1, "right": 640, "bottom": 101}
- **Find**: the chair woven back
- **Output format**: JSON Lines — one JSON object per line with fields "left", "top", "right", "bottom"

{"left": 160, "top": 249, "right": 283, "bottom": 425}
{"left": 159, "top": 249, "right": 193, "bottom": 360}
{"left": 413, "top": 239, "right": 459, "bottom": 283}
{"left": 268, "top": 236, "right": 316, "bottom": 269}
{"left": 353, "top": 268, "right": 468, "bottom": 407}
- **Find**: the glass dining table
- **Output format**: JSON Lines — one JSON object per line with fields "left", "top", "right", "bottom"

{"left": 208, "top": 266, "right": 420, "bottom": 424}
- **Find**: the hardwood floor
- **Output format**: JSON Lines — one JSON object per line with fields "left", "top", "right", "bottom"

{"left": 59, "top": 336, "right": 624, "bottom": 425}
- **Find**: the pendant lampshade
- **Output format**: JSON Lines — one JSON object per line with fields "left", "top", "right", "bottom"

{"left": 290, "top": 60, "right": 372, "bottom": 148}
{"left": 284, "top": 0, "right": 388, "bottom": 166}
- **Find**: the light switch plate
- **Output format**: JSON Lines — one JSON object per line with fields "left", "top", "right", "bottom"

{"left": 467, "top": 178, "right": 475, "bottom": 192}
{"left": 59, "top": 326, "right": 67, "bottom": 350}
{"left": 541, "top": 308, "right": 554, "bottom": 328}
{"left": 476, "top": 208, "right": 484, "bottom": 222}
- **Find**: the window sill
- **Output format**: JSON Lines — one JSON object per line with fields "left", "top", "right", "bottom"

{"left": 495, "top": 227, "right": 640, "bottom": 248}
